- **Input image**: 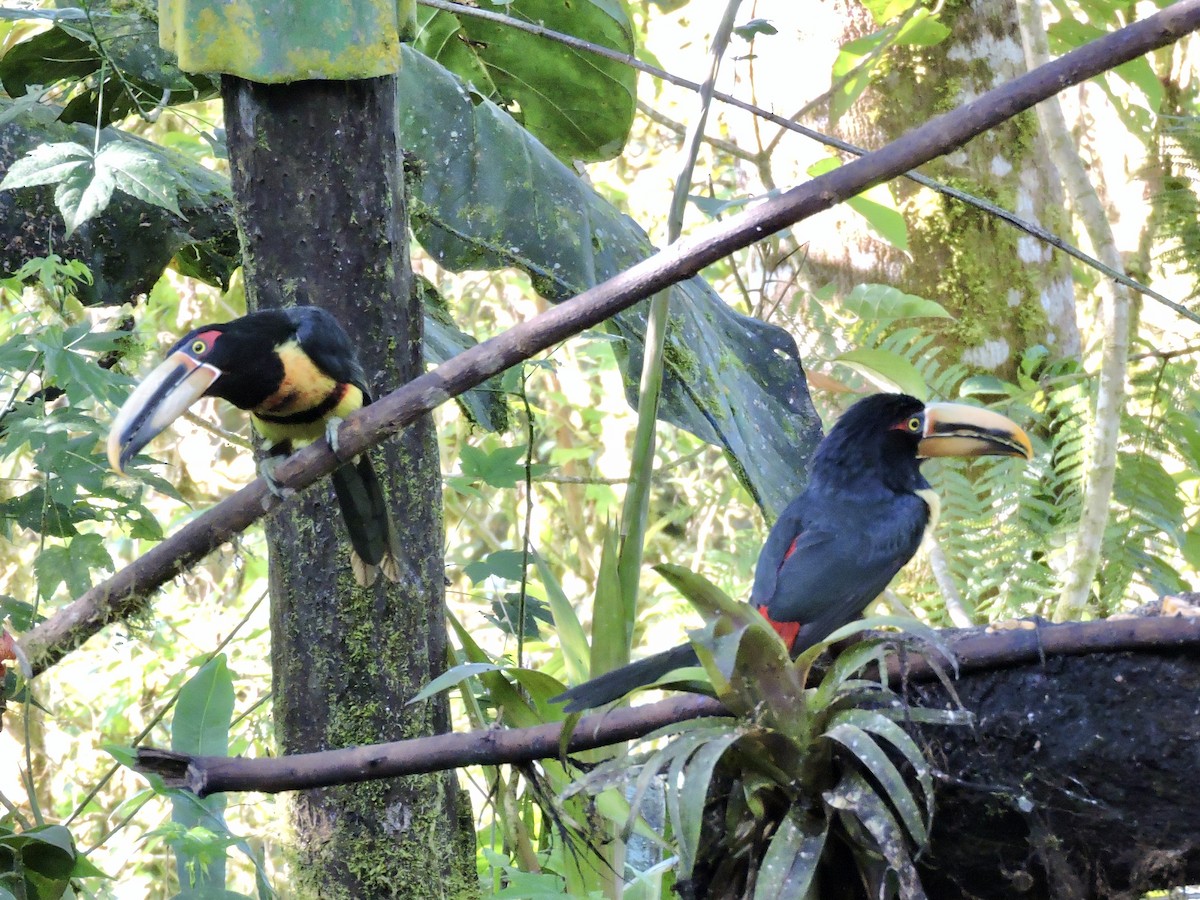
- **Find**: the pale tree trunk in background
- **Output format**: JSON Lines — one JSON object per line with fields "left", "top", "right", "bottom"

{"left": 770, "top": 0, "right": 1082, "bottom": 377}
{"left": 1013, "top": 0, "right": 1133, "bottom": 620}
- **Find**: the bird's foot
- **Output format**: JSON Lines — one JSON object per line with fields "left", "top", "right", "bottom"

{"left": 324, "top": 416, "right": 344, "bottom": 456}
{"left": 258, "top": 456, "right": 295, "bottom": 499}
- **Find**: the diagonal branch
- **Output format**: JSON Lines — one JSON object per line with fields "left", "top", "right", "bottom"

{"left": 20, "top": 0, "right": 1200, "bottom": 676}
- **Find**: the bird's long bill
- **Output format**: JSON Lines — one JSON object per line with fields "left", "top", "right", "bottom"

{"left": 918, "top": 402, "right": 1033, "bottom": 460}
{"left": 106, "top": 351, "right": 221, "bottom": 472}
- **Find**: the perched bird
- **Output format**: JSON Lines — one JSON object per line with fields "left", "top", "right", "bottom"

{"left": 107, "top": 306, "right": 401, "bottom": 586}
{"left": 553, "top": 393, "right": 1032, "bottom": 712}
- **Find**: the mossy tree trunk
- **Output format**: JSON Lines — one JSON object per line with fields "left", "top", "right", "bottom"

{"left": 815, "top": 0, "right": 1081, "bottom": 375}
{"left": 222, "top": 76, "right": 475, "bottom": 898}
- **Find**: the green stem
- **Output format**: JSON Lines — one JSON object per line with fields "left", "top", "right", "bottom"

{"left": 616, "top": 0, "right": 745, "bottom": 623}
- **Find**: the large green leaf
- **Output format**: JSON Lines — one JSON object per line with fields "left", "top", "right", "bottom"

{"left": 0, "top": 824, "right": 81, "bottom": 900}
{"left": 413, "top": 0, "right": 637, "bottom": 162}
{"left": 396, "top": 47, "right": 822, "bottom": 517}
{"left": 0, "top": 7, "right": 218, "bottom": 127}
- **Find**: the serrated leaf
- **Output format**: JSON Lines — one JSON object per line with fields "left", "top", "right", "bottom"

{"left": 835, "top": 348, "right": 928, "bottom": 399}
{"left": 0, "top": 141, "right": 91, "bottom": 189}
{"left": 463, "top": 549, "right": 528, "bottom": 585}
{"left": 841, "top": 284, "right": 952, "bottom": 321}
{"left": 458, "top": 443, "right": 535, "bottom": 488}
{"left": 34, "top": 534, "right": 112, "bottom": 597}
{"left": 55, "top": 157, "right": 115, "bottom": 237}
{"left": 95, "top": 140, "right": 183, "bottom": 217}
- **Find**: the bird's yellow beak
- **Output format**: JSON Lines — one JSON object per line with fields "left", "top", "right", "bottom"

{"left": 918, "top": 402, "right": 1033, "bottom": 460}
{"left": 107, "top": 350, "right": 221, "bottom": 472}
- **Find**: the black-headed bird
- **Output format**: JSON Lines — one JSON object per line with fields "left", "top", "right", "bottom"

{"left": 553, "top": 393, "right": 1032, "bottom": 712}
{"left": 107, "top": 306, "right": 401, "bottom": 586}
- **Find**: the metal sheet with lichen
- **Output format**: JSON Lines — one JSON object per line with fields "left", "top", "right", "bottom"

{"left": 159, "top": 0, "right": 409, "bottom": 81}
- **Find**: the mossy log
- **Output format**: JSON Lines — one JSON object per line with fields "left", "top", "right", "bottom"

{"left": 910, "top": 647, "right": 1200, "bottom": 899}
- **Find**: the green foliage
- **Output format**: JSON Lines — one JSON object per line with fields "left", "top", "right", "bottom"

{"left": 412, "top": 0, "right": 637, "bottom": 163}
{"left": 1, "top": 139, "right": 183, "bottom": 237}
{"left": 0, "top": 6, "right": 218, "bottom": 127}
{"left": 1154, "top": 115, "right": 1200, "bottom": 301}
{"left": 828, "top": 0, "right": 950, "bottom": 123}
{"left": 0, "top": 822, "right": 106, "bottom": 899}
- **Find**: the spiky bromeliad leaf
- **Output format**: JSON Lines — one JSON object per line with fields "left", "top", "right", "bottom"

{"left": 823, "top": 722, "right": 927, "bottom": 847}
{"left": 824, "top": 771, "right": 927, "bottom": 900}
{"left": 655, "top": 563, "right": 806, "bottom": 726}
{"left": 752, "top": 807, "right": 827, "bottom": 900}
{"left": 669, "top": 728, "right": 745, "bottom": 880}
{"left": 830, "top": 709, "right": 934, "bottom": 824}
{"left": 396, "top": 47, "right": 821, "bottom": 518}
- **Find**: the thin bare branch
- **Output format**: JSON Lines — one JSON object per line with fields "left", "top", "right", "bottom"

{"left": 1015, "top": 0, "right": 1135, "bottom": 621}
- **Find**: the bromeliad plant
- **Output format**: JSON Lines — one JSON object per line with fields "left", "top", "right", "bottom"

{"left": 564, "top": 565, "right": 969, "bottom": 900}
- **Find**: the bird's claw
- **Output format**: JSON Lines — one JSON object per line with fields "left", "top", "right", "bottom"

{"left": 325, "top": 416, "right": 344, "bottom": 457}
{"left": 258, "top": 456, "right": 295, "bottom": 499}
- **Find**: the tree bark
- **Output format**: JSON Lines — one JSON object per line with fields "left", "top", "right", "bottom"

{"left": 911, "top": 647, "right": 1200, "bottom": 899}
{"left": 222, "top": 76, "right": 474, "bottom": 899}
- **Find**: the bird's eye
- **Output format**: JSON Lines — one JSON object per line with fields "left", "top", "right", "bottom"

{"left": 907, "top": 416, "right": 922, "bottom": 432}
{"left": 191, "top": 340, "right": 207, "bottom": 355}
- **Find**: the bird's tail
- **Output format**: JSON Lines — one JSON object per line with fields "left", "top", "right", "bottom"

{"left": 551, "top": 643, "right": 701, "bottom": 713}
{"left": 331, "top": 455, "right": 402, "bottom": 586}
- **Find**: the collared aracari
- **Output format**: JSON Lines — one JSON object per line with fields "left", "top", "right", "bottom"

{"left": 553, "top": 393, "right": 1032, "bottom": 712}
{"left": 106, "top": 305, "right": 402, "bottom": 586}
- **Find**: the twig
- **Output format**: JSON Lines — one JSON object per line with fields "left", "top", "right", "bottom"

{"left": 20, "top": 0, "right": 1200, "bottom": 676}
{"left": 139, "top": 694, "right": 725, "bottom": 796}
{"left": 136, "top": 615, "right": 1200, "bottom": 797}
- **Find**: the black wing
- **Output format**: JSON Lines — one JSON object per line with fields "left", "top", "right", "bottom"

{"left": 755, "top": 491, "right": 929, "bottom": 648}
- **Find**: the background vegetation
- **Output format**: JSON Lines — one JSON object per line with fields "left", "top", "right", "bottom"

{"left": 0, "top": 0, "right": 1198, "bottom": 896}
